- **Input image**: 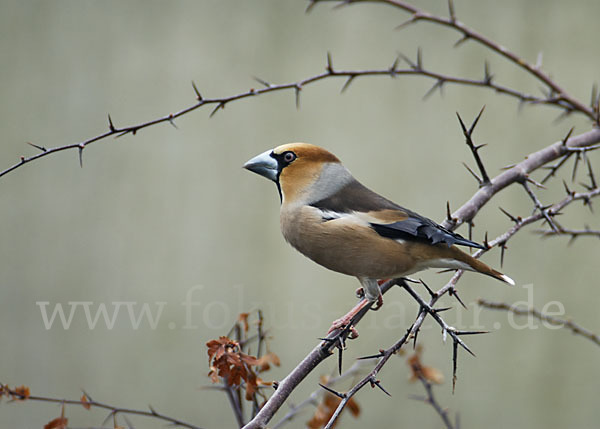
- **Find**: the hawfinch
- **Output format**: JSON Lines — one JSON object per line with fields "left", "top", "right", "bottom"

{"left": 244, "top": 143, "right": 514, "bottom": 333}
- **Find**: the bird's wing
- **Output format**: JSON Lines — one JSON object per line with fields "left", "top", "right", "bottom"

{"left": 310, "top": 178, "right": 485, "bottom": 249}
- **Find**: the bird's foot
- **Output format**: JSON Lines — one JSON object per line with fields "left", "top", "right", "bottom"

{"left": 327, "top": 316, "right": 359, "bottom": 339}
{"left": 371, "top": 293, "right": 384, "bottom": 311}
{"left": 356, "top": 287, "right": 383, "bottom": 311}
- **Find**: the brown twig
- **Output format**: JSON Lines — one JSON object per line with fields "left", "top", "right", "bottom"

{"left": 0, "top": 384, "right": 203, "bottom": 429}
{"left": 477, "top": 299, "right": 600, "bottom": 347}
{"left": 410, "top": 375, "right": 456, "bottom": 429}
{"left": 1, "top": 56, "right": 589, "bottom": 180}
{"left": 535, "top": 227, "right": 600, "bottom": 242}
{"left": 312, "top": 0, "right": 596, "bottom": 120}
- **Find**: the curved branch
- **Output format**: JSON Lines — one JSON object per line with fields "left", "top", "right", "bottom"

{"left": 0, "top": 63, "right": 585, "bottom": 180}
{"left": 316, "top": 0, "right": 596, "bottom": 120}
{"left": 0, "top": 385, "right": 203, "bottom": 429}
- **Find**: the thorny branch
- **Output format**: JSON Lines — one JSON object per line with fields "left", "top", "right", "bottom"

{"left": 2, "top": 1, "right": 599, "bottom": 178}
{"left": 310, "top": 0, "right": 598, "bottom": 121}
{"left": 0, "top": 384, "right": 203, "bottom": 429}
{"left": 477, "top": 299, "right": 600, "bottom": 347}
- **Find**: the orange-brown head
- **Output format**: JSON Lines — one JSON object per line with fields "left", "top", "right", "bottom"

{"left": 243, "top": 143, "right": 345, "bottom": 204}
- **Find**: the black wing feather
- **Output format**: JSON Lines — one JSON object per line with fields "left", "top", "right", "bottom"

{"left": 311, "top": 178, "right": 485, "bottom": 249}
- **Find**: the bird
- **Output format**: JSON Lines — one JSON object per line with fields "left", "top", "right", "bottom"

{"left": 243, "top": 143, "right": 514, "bottom": 336}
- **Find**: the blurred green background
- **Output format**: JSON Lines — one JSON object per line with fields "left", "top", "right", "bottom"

{"left": 1, "top": 0, "right": 599, "bottom": 428}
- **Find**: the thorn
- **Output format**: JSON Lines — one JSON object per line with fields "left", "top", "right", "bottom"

{"left": 305, "top": 0, "right": 318, "bottom": 13}
{"left": 585, "top": 155, "right": 597, "bottom": 189}
{"left": 572, "top": 151, "right": 581, "bottom": 181}
{"left": 419, "top": 279, "right": 437, "bottom": 298}
{"left": 462, "top": 162, "right": 483, "bottom": 184}
{"left": 398, "top": 52, "right": 416, "bottom": 69}
{"left": 449, "top": 288, "right": 467, "bottom": 309}
{"left": 553, "top": 108, "right": 574, "bottom": 124}
{"left": 416, "top": 47, "right": 423, "bottom": 70}
{"left": 562, "top": 180, "right": 573, "bottom": 196}
{"left": 454, "top": 336, "right": 475, "bottom": 357}
{"left": 423, "top": 79, "right": 445, "bottom": 100}
{"left": 412, "top": 326, "right": 420, "bottom": 349}
{"left": 389, "top": 55, "right": 400, "bottom": 74}
{"left": 295, "top": 85, "right": 302, "bottom": 110}
{"left": 81, "top": 389, "right": 94, "bottom": 402}
{"left": 452, "top": 340, "right": 458, "bottom": 394}
{"left": 525, "top": 176, "right": 546, "bottom": 189}
{"left": 253, "top": 76, "right": 271, "bottom": 88}
{"left": 535, "top": 51, "right": 543, "bottom": 69}
{"left": 483, "top": 231, "right": 489, "bottom": 248}
{"left": 395, "top": 17, "right": 416, "bottom": 32}
{"left": 453, "top": 34, "right": 470, "bottom": 48}
{"left": 148, "top": 404, "right": 157, "bottom": 415}
{"left": 26, "top": 142, "right": 47, "bottom": 152}
{"left": 369, "top": 377, "right": 391, "bottom": 396}
{"left": 326, "top": 52, "right": 334, "bottom": 73}
{"left": 470, "top": 105, "right": 486, "bottom": 135}
{"left": 191, "top": 81, "right": 203, "bottom": 101}
{"left": 209, "top": 102, "right": 225, "bottom": 118}
{"left": 337, "top": 343, "right": 343, "bottom": 375}
{"left": 318, "top": 383, "right": 346, "bottom": 399}
{"left": 483, "top": 61, "right": 494, "bottom": 84}
{"left": 447, "top": 0, "right": 456, "bottom": 21}
{"left": 433, "top": 306, "right": 453, "bottom": 313}
{"left": 468, "top": 220, "right": 473, "bottom": 244}
{"left": 341, "top": 75, "right": 356, "bottom": 93}
{"left": 168, "top": 114, "right": 178, "bottom": 129}
{"left": 541, "top": 152, "right": 572, "bottom": 184}
{"left": 561, "top": 127, "right": 574, "bottom": 146}
{"left": 455, "top": 330, "right": 489, "bottom": 335}
{"left": 357, "top": 351, "right": 385, "bottom": 360}
{"left": 446, "top": 201, "right": 452, "bottom": 222}
{"left": 500, "top": 242, "right": 506, "bottom": 268}
{"left": 78, "top": 144, "right": 84, "bottom": 168}
{"left": 107, "top": 114, "right": 116, "bottom": 132}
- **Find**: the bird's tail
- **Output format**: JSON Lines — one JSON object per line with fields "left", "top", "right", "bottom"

{"left": 460, "top": 252, "right": 515, "bottom": 285}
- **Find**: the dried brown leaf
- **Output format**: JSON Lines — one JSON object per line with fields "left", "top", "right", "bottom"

{"left": 80, "top": 394, "right": 91, "bottom": 410}
{"left": 44, "top": 417, "right": 68, "bottom": 429}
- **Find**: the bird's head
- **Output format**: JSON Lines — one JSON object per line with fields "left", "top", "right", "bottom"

{"left": 243, "top": 143, "right": 345, "bottom": 204}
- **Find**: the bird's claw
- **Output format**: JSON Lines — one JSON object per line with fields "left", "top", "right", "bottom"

{"left": 371, "top": 293, "right": 384, "bottom": 311}
{"left": 327, "top": 317, "right": 360, "bottom": 339}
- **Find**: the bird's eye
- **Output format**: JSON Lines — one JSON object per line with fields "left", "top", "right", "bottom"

{"left": 283, "top": 151, "right": 296, "bottom": 163}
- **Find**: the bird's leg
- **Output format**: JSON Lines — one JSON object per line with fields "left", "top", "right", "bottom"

{"left": 370, "top": 279, "right": 388, "bottom": 311}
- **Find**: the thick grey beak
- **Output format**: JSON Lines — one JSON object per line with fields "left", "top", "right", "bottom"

{"left": 243, "top": 149, "right": 279, "bottom": 182}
